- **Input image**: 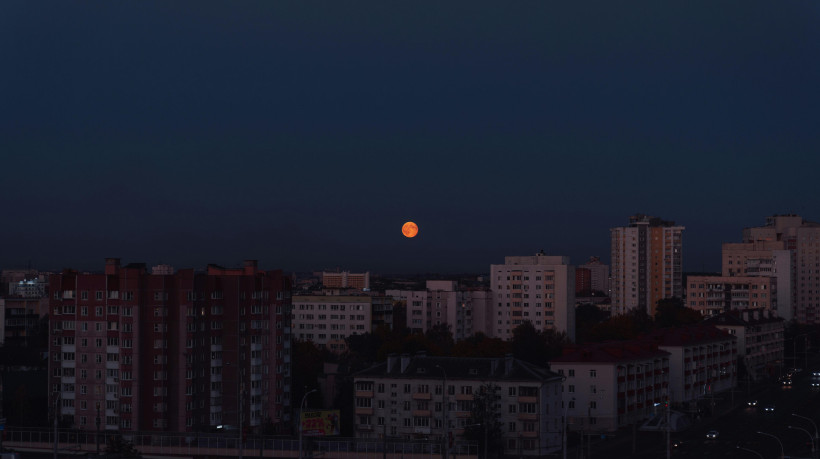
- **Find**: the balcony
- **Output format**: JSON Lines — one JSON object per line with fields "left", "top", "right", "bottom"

{"left": 411, "top": 410, "right": 431, "bottom": 417}
{"left": 412, "top": 392, "right": 432, "bottom": 401}
{"left": 355, "top": 390, "right": 374, "bottom": 399}
{"left": 518, "top": 412, "right": 537, "bottom": 421}
{"left": 455, "top": 394, "right": 473, "bottom": 401}
{"left": 518, "top": 396, "right": 537, "bottom": 403}
{"left": 357, "top": 424, "right": 374, "bottom": 431}
{"left": 355, "top": 407, "right": 374, "bottom": 415}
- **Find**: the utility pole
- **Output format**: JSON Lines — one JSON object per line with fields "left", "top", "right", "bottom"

{"left": 665, "top": 397, "right": 671, "bottom": 459}
{"left": 435, "top": 365, "right": 448, "bottom": 459}
{"left": 298, "top": 389, "right": 317, "bottom": 459}
{"left": 53, "top": 393, "right": 59, "bottom": 459}
{"left": 96, "top": 402, "right": 101, "bottom": 456}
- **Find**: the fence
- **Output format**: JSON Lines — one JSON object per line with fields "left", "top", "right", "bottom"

{"left": 3, "top": 428, "right": 478, "bottom": 458}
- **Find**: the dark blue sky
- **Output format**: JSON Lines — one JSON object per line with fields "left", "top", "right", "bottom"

{"left": 2, "top": 1, "right": 819, "bottom": 274}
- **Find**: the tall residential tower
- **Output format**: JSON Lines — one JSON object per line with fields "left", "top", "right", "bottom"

{"left": 610, "top": 215, "right": 684, "bottom": 316}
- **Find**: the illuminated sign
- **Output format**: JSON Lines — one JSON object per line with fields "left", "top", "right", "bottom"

{"left": 300, "top": 410, "right": 341, "bottom": 437}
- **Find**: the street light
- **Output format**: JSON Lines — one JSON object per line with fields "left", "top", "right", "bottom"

{"left": 793, "top": 413, "right": 820, "bottom": 441}
{"left": 435, "top": 365, "right": 449, "bottom": 459}
{"left": 298, "top": 389, "right": 318, "bottom": 459}
{"left": 756, "top": 431, "right": 784, "bottom": 459}
{"left": 96, "top": 401, "right": 101, "bottom": 456}
{"left": 788, "top": 426, "right": 816, "bottom": 459}
{"left": 736, "top": 443, "right": 764, "bottom": 459}
{"left": 563, "top": 397, "right": 575, "bottom": 459}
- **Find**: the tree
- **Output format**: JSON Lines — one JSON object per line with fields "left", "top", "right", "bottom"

{"left": 575, "top": 303, "right": 608, "bottom": 343}
{"left": 105, "top": 435, "right": 142, "bottom": 458}
{"left": 425, "top": 323, "right": 455, "bottom": 355}
{"left": 654, "top": 297, "right": 701, "bottom": 327}
{"left": 463, "top": 383, "right": 504, "bottom": 458}
{"left": 512, "top": 322, "right": 570, "bottom": 366}
{"left": 452, "top": 333, "right": 510, "bottom": 358}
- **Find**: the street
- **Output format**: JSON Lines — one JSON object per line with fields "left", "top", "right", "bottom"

{"left": 575, "top": 364, "right": 820, "bottom": 459}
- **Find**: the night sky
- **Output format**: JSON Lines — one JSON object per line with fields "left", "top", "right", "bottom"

{"left": 2, "top": 1, "right": 819, "bottom": 274}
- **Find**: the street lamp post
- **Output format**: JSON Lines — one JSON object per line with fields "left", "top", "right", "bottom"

{"left": 436, "top": 365, "right": 448, "bottom": 459}
{"left": 96, "top": 401, "right": 101, "bottom": 456}
{"left": 53, "top": 392, "right": 60, "bottom": 459}
{"left": 298, "top": 389, "right": 318, "bottom": 459}
{"left": 793, "top": 413, "right": 820, "bottom": 441}
{"left": 756, "top": 431, "right": 784, "bottom": 459}
{"left": 736, "top": 444, "right": 764, "bottom": 459}
{"left": 563, "top": 397, "right": 574, "bottom": 459}
{"left": 788, "top": 426, "right": 816, "bottom": 459}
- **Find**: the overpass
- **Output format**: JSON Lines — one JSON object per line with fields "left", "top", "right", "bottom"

{"left": 2, "top": 428, "right": 478, "bottom": 459}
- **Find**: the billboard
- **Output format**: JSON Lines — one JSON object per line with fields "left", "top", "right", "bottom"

{"left": 300, "top": 410, "right": 341, "bottom": 436}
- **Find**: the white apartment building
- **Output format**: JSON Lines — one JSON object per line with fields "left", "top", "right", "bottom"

{"left": 550, "top": 343, "right": 670, "bottom": 432}
{"left": 386, "top": 281, "right": 492, "bottom": 339}
{"left": 611, "top": 215, "right": 684, "bottom": 317}
{"left": 706, "top": 309, "right": 785, "bottom": 381}
{"left": 291, "top": 296, "right": 372, "bottom": 352}
{"left": 722, "top": 240, "right": 792, "bottom": 321}
{"left": 738, "top": 214, "right": 820, "bottom": 324}
{"left": 643, "top": 325, "right": 737, "bottom": 407}
{"left": 489, "top": 253, "right": 575, "bottom": 341}
{"left": 353, "top": 354, "right": 563, "bottom": 457}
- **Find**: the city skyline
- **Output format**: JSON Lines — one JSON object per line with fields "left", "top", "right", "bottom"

{"left": 2, "top": 1, "right": 819, "bottom": 274}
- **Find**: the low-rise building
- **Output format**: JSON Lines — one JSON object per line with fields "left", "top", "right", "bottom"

{"left": 550, "top": 342, "right": 670, "bottom": 432}
{"left": 706, "top": 309, "right": 785, "bottom": 381}
{"left": 353, "top": 353, "right": 563, "bottom": 457}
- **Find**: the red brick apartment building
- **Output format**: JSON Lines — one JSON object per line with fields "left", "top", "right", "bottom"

{"left": 48, "top": 258, "right": 292, "bottom": 434}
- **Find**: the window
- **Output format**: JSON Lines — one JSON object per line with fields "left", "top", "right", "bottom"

{"left": 590, "top": 369, "right": 597, "bottom": 378}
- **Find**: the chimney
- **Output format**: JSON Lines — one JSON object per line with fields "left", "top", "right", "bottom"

{"left": 105, "top": 258, "right": 121, "bottom": 275}
{"left": 243, "top": 260, "right": 258, "bottom": 275}
{"left": 400, "top": 354, "right": 411, "bottom": 374}
{"left": 386, "top": 353, "right": 398, "bottom": 373}
{"left": 504, "top": 353, "right": 514, "bottom": 376}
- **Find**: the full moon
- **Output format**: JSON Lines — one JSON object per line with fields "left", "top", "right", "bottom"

{"left": 402, "top": 221, "right": 419, "bottom": 238}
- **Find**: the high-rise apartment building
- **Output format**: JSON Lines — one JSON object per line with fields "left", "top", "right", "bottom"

{"left": 321, "top": 271, "right": 370, "bottom": 290}
{"left": 575, "top": 256, "right": 609, "bottom": 296}
{"left": 490, "top": 253, "right": 575, "bottom": 342}
{"left": 686, "top": 275, "right": 777, "bottom": 317}
{"left": 721, "top": 240, "right": 791, "bottom": 321}
{"left": 48, "top": 259, "right": 292, "bottom": 434}
{"left": 387, "top": 281, "right": 492, "bottom": 340}
{"left": 736, "top": 215, "right": 820, "bottom": 324}
{"left": 610, "top": 215, "right": 684, "bottom": 316}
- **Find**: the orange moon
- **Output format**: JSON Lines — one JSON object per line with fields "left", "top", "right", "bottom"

{"left": 402, "top": 221, "right": 419, "bottom": 238}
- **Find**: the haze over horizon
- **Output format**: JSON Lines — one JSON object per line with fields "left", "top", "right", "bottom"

{"left": 2, "top": 1, "right": 819, "bottom": 274}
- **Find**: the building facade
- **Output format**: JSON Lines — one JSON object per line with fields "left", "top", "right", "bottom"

{"left": 291, "top": 296, "right": 372, "bottom": 353}
{"left": 575, "top": 257, "right": 609, "bottom": 296}
{"left": 721, "top": 240, "right": 792, "bottom": 321}
{"left": 706, "top": 309, "right": 784, "bottom": 381}
{"left": 48, "top": 259, "right": 293, "bottom": 434}
{"left": 642, "top": 325, "right": 737, "bottom": 406}
{"left": 550, "top": 343, "right": 670, "bottom": 432}
{"left": 610, "top": 215, "right": 684, "bottom": 317}
{"left": 321, "top": 271, "right": 370, "bottom": 290}
{"left": 739, "top": 215, "right": 820, "bottom": 324}
{"left": 353, "top": 354, "right": 563, "bottom": 457}
{"left": 489, "top": 253, "right": 576, "bottom": 341}
{"left": 686, "top": 275, "right": 777, "bottom": 317}
{"left": 386, "top": 281, "right": 491, "bottom": 340}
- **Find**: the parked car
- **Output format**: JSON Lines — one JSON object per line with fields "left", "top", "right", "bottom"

{"left": 706, "top": 430, "right": 719, "bottom": 439}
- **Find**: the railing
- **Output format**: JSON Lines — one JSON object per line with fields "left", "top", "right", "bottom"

{"left": 3, "top": 428, "right": 478, "bottom": 458}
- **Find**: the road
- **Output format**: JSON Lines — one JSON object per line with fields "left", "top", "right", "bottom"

{"left": 576, "top": 365, "right": 820, "bottom": 459}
